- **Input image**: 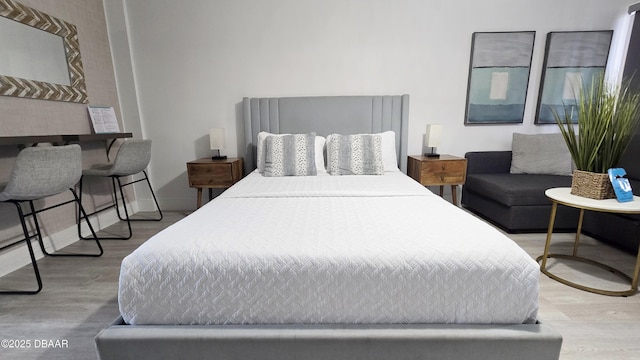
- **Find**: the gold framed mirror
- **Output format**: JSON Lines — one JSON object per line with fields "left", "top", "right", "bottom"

{"left": 0, "top": 0, "right": 88, "bottom": 103}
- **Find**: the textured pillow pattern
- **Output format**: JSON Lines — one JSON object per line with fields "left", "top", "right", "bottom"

{"left": 257, "top": 132, "right": 326, "bottom": 174}
{"left": 327, "top": 134, "right": 384, "bottom": 175}
{"left": 264, "top": 133, "right": 317, "bottom": 176}
{"left": 510, "top": 133, "right": 573, "bottom": 176}
{"left": 378, "top": 131, "right": 399, "bottom": 172}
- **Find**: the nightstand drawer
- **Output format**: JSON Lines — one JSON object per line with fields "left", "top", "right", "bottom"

{"left": 419, "top": 161, "right": 466, "bottom": 185}
{"left": 419, "top": 172, "right": 465, "bottom": 185}
{"left": 421, "top": 160, "right": 466, "bottom": 174}
{"left": 186, "top": 158, "right": 243, "bottom": 189}
{"left": 187, "top": 164, "right": 235, "bottom": 187}
{"left": 407, "top": 155, "right": 468, "bottom": 186}
{"left": 407, "top": 154, "right": 467, "bottom": 206}
{"left": 186, "top": 157, "right": 243, "bottom": 208}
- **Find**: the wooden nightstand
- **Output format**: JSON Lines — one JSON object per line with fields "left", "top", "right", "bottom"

{"left": 187, "top": 157, "right": 243, "bottom": 208}
{"left": 407, "top": 154, "right": 467, "bottom": 205}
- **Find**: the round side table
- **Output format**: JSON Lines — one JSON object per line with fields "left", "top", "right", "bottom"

{"left": 537, "top": 187, "right": 640, "bottom": 296}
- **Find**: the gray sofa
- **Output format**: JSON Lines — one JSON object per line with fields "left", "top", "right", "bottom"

{"left": 581, "top": 135, "right": 640, "bottom": 253}
{"left": 462, "top": 133, "right": 640, "bottom": 254}
{"left": 461, "top": 150, "right": 579, "bottom": 232}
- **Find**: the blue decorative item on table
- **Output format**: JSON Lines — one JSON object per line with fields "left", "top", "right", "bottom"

{"left": 608, "top": 168, "right": 633, "bottom": 203}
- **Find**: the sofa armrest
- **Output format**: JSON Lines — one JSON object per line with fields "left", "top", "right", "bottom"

{"left": 465, "top": 151, "right": 512, "bottom": 175}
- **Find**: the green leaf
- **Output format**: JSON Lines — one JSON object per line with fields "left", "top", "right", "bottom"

{"left": 553, "top": 73, "right": 640, "bottom": 173}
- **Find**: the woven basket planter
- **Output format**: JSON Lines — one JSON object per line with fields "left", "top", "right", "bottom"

{"left": 570, "top": 170, "right": 615, "bottom": 200}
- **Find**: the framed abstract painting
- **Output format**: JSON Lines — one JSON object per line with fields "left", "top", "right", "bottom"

{"left": 464, "top": 31, "right": 535, "bottom": 125}
{"left": 535, "top": 30, "right": 613, "bottom": 124}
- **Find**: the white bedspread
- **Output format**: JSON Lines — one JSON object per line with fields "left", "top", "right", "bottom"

{"left": 119, "top": 172, "right": 539, "bottom": 325}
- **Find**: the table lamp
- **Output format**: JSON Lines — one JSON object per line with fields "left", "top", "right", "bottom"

{"left": 209, "top": 128, "right": 227, "bottom": 160}
{"left": 424, "top": 124, "right": 442, "bottom": 158}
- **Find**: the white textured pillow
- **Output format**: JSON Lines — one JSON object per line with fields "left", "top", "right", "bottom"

{"left": 257, "top": 132, "right": 326, "bottom": 174}
{"left": 510, "top": 133, "right": 573, "bottom": 176}
{"left": 326, "top": 134, "right": 384, "bottom": 175}
{"left": 264, "top": 133, "right": 317, "bottom": 176}
{"left": 379, "top": 131, "right": 400, "bottom": 172}
{"left": 326, "top": 131, "right": 398, "bottom": 172}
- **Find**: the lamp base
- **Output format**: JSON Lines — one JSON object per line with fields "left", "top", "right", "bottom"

{"left": 424, "top": 146, "right": 439, "bottom": 158}
{"left": 211, "top": 155, "right": 227, "bottom": 160}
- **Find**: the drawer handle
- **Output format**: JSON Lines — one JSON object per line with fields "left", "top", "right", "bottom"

{"left": 441, "top": 165, "right": 446, "bottom": 170}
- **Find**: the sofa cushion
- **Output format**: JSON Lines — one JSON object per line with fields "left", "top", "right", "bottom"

{"left": 510, "top": 133, "right": 573, "bottom": 176}
{"left": 465, "top": 173, "right": 573, "bottom": 207}
{"left": 466, "top": 151, "right": 512, "bottom": 174}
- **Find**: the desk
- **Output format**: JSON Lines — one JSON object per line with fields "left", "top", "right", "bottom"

{"left": 0, "top": 133, "right": 133, "bottom": 146}
{"left": 538, "top": 187, "right": 640, "bottom": 296}
{"left": 0, "top": 133, "right": 133, "bottom": 158}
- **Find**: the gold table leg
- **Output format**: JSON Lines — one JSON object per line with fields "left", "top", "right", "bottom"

{"left": 537, "top": 202, "right": 638, "bottom": 297}
{"left": 632, "top": 243, "right": 640, "bottom": 291}
{"left": 572, "top": 209, "right": 584, "bottom": 256}
{"left": 540, "top": 201, "right": 558, "bottom": 270}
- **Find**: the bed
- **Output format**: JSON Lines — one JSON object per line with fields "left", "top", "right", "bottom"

{"left": 95, "top": 95, "right": 561, "bottom": 360}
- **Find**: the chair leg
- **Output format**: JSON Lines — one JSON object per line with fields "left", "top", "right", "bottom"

{"left": 0, "top": 202, "right": 43, "bottom": 295}
{"left": 32, "top": 191, "right": 103, "bottom": 257}
{"left": 71, "top": 188, "right": 103, "bottom": 257}
{"left": 116, "top": 171, "right": 163, "bottom": 222}
{"left": 78, "top": 170, "right": 162, "bottom": 240}
{"left": 115, "top": 172, "right": 163, "bottom": 222}
{"left": 77, "top": 175, "right": 85, "bottom": 239}
{"left": 113, "top": 176, "right": 126, "bottom": 221}
{"left": 112, "top": 176, "right": 133, "bottom": 239}
{"left": 30, "top": 200, "right": 49, "bottom": 257}
{"left": 78, "top": 176, "right": 132, "bottom": 240}
{"left": 142, "top": 170, "right": 163, "bottom": 221}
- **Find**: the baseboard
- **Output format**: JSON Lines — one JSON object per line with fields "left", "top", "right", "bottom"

{"left": 135, "top": 198, "right": 156, "bottom": 212}
{"left": 0, "top": 202, "right": 138, "bottom": 278}
{"left": 156, "top": 197, "right": 198, "bottom": 211}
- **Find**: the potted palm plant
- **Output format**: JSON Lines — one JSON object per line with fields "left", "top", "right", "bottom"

{"left": 553, "top": 74, "right": 640, "bottom": 199}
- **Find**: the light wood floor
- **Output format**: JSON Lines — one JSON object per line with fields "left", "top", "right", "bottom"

{"left": 0, "top": 211, "right": 639, "bottom": 359}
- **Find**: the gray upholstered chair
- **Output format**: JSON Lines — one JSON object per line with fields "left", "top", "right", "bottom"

{"left": 0, "top": 145, "right": 102, "bottom": 295}
{"left": 78, "top": 139, "right": 162, "bottom": 240}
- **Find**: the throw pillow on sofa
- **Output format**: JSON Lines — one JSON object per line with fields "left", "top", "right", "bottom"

{"left": 510, "top": 133, "right": 573, "bottom": 176}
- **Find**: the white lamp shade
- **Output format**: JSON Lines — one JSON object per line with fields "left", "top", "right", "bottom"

{"left": 209, "top": 128, "right": 226, "bottom": 151}
{"left": 425, "top": 124, "right": 442, "bottom": 147}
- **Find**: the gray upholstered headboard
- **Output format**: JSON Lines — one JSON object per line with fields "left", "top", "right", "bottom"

{"left": 242, "top": 95, "right": 410, "bottom": 173}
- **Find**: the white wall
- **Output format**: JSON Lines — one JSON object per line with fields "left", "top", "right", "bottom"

{"left": 106, "top": 0, "right": 633, "bottom": 210}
